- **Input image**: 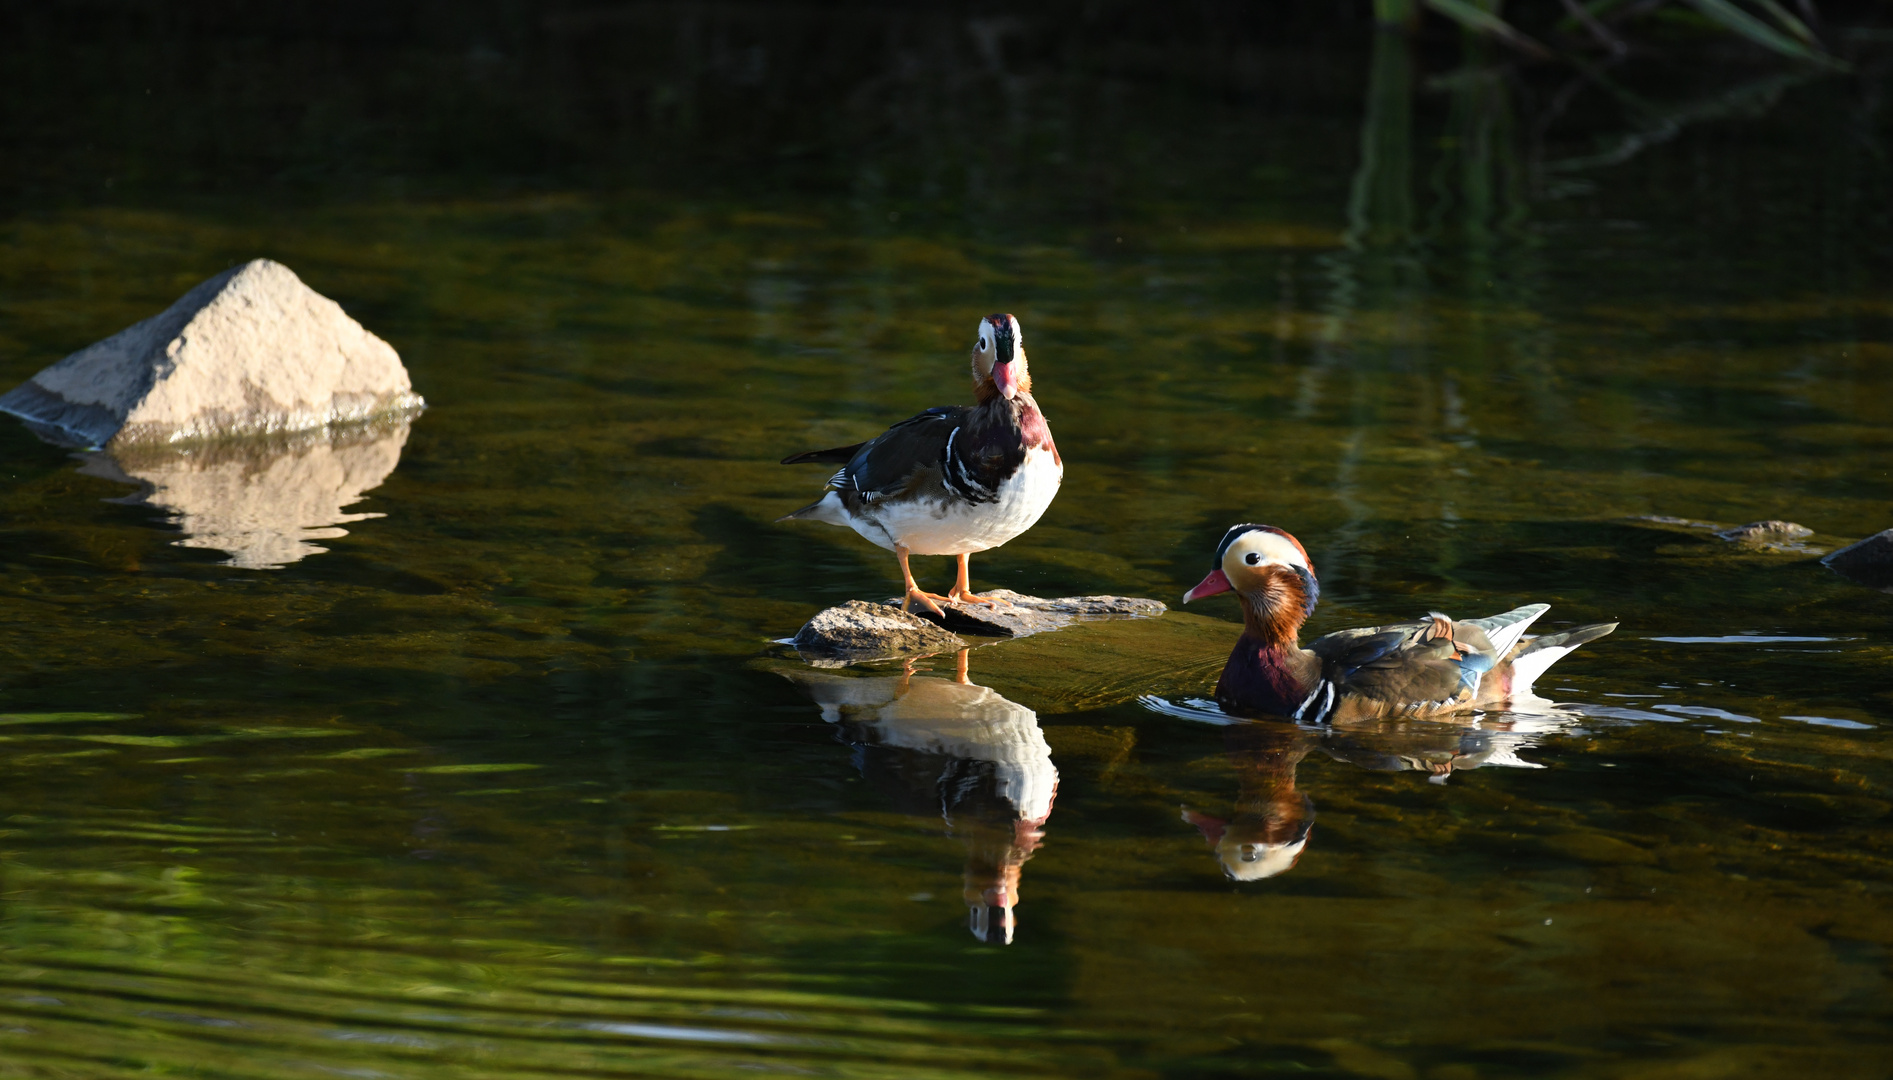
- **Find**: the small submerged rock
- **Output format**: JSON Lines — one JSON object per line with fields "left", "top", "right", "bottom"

{"left": 1823, "top": 529, "right": 1893, "bottom": 590}
{"left": 1631, "top": 515, "right": 1819, "bottom": 553}
{"left": 1714, "top": 520, "right": 1813, "bottom": 544}
{"left": 791, "top": 600, "right": 967, "bottom": 664}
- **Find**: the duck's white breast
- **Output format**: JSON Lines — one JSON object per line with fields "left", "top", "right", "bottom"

{"left": 862, "top": 448, "right": 1062, "bottom": 556}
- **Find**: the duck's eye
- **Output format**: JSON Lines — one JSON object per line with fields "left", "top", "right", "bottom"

{"left": 1244, "top": 552, "right": 1262, "bottom": 566}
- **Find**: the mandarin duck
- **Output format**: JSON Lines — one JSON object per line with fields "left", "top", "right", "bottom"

{"left": 1182, "top": 524, "right": 1616, "bottom": 723}
{"left": 780, "top": 314, "right": 1062, "bottom": 615}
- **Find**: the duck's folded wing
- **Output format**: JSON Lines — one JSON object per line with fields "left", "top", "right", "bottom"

{"left": 1308, "top": 624, "right": 1420, "bottom": 673}
{"left": 1345, "top": 654, "right": 1479, "bottom": 707}
{"left": 1310, "top": 622, "right": 1479, "bottom": 707}
{"left": 832, "top": 407, "right": 966, "bottom": 503}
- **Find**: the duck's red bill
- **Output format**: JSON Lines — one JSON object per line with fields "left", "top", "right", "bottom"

{"left": 1182, "top": 568, "right": 1232, "bottom": 603}
{"left": 992, "top": 359, "right": 1017, "bottom": 399}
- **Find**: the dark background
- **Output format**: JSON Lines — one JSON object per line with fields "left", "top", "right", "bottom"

{"left": 5, "top": 1, "right": 1889, "bottom": 211}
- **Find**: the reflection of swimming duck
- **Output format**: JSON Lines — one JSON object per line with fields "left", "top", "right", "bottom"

{"left": 1182, "top": 524, "right": 1616, "bottom": 722}
{"left": 1177, "top": 709, "right": 1584, "bottom": 880}
{"left": 1323, "top": 724, "right": 1501, "bottom": 780}
{"left": 779, "top": 315, "right": 1062, "bottom": 616}
{"left": 1320, "top": 711, "right": 1582, "bottom": 783}
{"left": 776, "top": 652, "right": 1056, "bottom": 944}
{"left": 1181, "top": 724, "right": 1317, "bottom": 880}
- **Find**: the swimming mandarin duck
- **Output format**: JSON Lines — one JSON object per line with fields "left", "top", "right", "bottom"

{"left": 780, "top": 314, "right": 1062, "bottom": 615}
{"left": 1182, "top": 524, "right": 1616, "bottom": 723}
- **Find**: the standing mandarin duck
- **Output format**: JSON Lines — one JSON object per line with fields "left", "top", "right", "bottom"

{"left": 780, "top": 314, "right": 1062, "bottom": 615}
{"left": 1182, "top": 524, "right": 1616, "bottom": 723}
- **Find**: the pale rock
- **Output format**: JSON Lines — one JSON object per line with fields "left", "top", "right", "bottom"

{"left": 0, "top": 259, "right": 422, "bottom": 449}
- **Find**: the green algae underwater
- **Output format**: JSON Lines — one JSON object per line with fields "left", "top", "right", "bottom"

{"left": 0, "top": 5, "right": 1891, "bottom": 1078}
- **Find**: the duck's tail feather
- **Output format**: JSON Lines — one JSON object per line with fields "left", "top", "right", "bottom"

{"left": 1463, "top": 603, "right": 1550, "bottom": 660}
{"left": 1507, "top": 622, "right": 1618, "bottom": 696}
{"left": 781, "top": 442, "right": 865, "bottom": 466}
{"left": 776, "top": 490, "right": 849, "bottom": 526}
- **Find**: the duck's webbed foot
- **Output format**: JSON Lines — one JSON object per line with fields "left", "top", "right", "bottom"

{"left": 902, "top": 586, "right": 951, "bottom": 617}
{"left": 947, "top": 553, "right": 1012, "bottom": 608}
{"left": 947, "top": 588, "right": 1004, "bottom": 607}
{"left": 896, "top": 546, "right": 949, "bottom": 617}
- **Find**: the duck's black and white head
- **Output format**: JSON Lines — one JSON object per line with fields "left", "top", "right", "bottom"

{"left": 1182, "top": 524, "right": 1320, "bottom": 642}
{"left": 971, "top": 314, "right": 1030, "bottom": 402}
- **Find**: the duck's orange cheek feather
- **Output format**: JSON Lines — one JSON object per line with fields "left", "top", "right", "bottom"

{"left": 1228, "top": 563, "right": 1286, "bottom": 596}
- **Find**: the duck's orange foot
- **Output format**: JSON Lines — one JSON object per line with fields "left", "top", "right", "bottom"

{"left": 902, "top": 587, "right": 951, "bottom": 617}
{"left": 946, "top": 587, "right": 1010, "bottom": 608}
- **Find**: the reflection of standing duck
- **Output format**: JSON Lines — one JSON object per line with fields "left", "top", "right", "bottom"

{"left": 1182, "top": 524, "right": 1617, "bottom": 722}
{"left": 1181, "top": 723, "right": 1318, "bottom": 880}
{"left": 776, "top": 652, "right": 1057, "bottom": 944}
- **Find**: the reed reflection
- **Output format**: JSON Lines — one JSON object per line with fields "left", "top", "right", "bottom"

{"left": 778, "top": 649, "right": 1056, "bottom": 945}
{"left": 77, "top": 416, "right": 412, "bottom": 569}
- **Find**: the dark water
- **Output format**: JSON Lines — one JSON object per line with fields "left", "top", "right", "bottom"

{"left": 0, "top": 5, "right": 1890, "bottom": 1077}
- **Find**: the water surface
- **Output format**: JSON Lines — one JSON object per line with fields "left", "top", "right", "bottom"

{"left": 0, "top": 7, "right": 1889, "bottom": 1077}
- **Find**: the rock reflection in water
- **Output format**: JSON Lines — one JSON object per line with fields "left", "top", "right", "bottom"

{"left": 1180, "top": 704, "right": 1581, "bottom": 881}
{"left": 777, "top": 651, "right": 1056, "bottom": 945}
{"left": 76, "top": 416, "right": 412, "bottom": 569}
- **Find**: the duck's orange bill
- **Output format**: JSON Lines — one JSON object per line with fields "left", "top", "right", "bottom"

{"left": 1182, "top": 568, "right": 1232, "bottom": 603}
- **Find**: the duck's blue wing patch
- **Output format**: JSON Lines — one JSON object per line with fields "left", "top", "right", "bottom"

{"left": 1451, "top": 651, "right": 1496, "bottom": 696}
